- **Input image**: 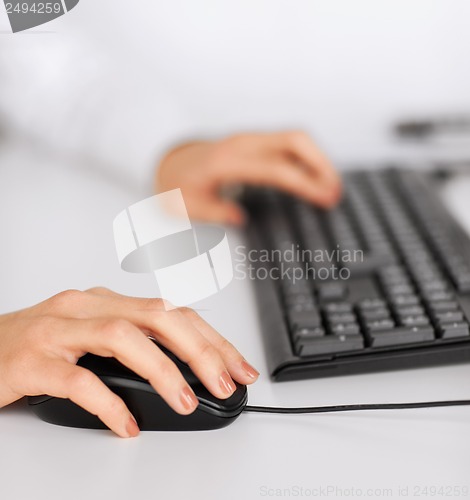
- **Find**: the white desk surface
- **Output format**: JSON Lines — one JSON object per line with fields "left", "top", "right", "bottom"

{"left": 1, "top": 140, "right": 469, "bottom": 500}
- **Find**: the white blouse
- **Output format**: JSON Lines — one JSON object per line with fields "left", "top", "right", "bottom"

{"left": 1, "top": 0, "right": 469, "bottom": 191}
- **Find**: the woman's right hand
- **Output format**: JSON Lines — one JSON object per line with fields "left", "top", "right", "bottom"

{"left": 157, "top": 131, "right": 342, "bottom": 225}
{"left": 0, "top": 288, "right": 259, "bottom": 438}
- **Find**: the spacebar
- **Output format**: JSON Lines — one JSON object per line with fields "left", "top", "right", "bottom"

{"left": 297, "top": 335, "right": 364, "bottom": 357}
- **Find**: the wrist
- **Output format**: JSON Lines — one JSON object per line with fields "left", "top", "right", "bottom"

{"left": 156, "top": 140, "right": 218, "bottom": 193}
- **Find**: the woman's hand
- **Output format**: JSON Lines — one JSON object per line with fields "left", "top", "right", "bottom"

{"left": 157, "top": 131, "right": 342, "bottom": 225}
{"left": 0, "top": 288, "right": 259, "bottom": 438}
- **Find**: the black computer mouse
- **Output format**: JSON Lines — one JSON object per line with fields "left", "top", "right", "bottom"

{"left": 28, "top": 341, "right": 248, "bottom": 431}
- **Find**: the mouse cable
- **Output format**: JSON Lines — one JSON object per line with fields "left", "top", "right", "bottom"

{"left": 244, "top": 399, "right": 470, "bottom": 414}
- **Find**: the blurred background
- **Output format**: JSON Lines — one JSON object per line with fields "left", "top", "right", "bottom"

{"left": 1, "top": 0, "right": 470, "bottom": 310}
{"left": 1, "top": 1, "right": 470, "bottom": 177}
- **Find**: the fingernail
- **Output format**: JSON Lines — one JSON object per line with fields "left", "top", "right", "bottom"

{"left": 241, "top": 360, "right": 259, "bottom": 379}
{"left": 219, "top": 371, "right": 236, "bottom": 395}
{"left": 180, "top": 386, "right": 199, "bottom": 412}
{"left": 126, "top": 415, "right": 140, "bottom": 438}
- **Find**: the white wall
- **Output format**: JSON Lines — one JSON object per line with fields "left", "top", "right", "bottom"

{"left": 1, "top": 1, "right": 470, "bottom": 165}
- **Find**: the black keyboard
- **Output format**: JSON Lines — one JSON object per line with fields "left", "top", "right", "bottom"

{"left": 243, "top": 168, "right": 470, "bottom": 381}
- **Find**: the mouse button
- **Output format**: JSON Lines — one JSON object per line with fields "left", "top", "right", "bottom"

{"left": 193, "top": 383, "right": 248, "bottom": 413}
{"left": 77, "top": 354, "right": 144, "bottom": 382}
{"left": 28, "top": 395, "right": 53, "bottom": 405}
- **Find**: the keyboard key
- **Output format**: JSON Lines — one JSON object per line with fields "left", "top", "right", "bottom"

{"left": 424, "top": 291, "right": 454, "bottom": 302}
{"left": 296, "top": 334, "right": 364, "bottom": 357}
{"left": 400, "top": 315, "right": 430, "bottom": 327}
{"left": 434, "top": 311, "right": 464, "bottom": 324}
{"left": 455, "top": 274, "right": 470, "bottom": 293}
{"left": 394, "top": 305, "right": 425, "bottom": 317}
{"left": 370, "top": 326, "right": 435, "bottom": 347}
{"left": 323, "top": 302, "right": 352, "bottom": 313}
{"left": 326, "top": 313, "right": 356, "bottom": 325}
{"left": 294, "top": 327, "right": 325, "bottom": 342}
{"left": 391, "top": 295, "right": 420, "bottom": 307}
{"left": 419, "top": 281, "right": 448, "bottom": 293}
{"left": 317, "top": 282, "right": 347, "bottom": 301}
{"left": 379, "top": 271, "right": 409, "bottom": 286}
{"left": 381, "top": 275, "right": 411, "bottom": 287}
{"left": 358, "top": 298, "right": 386, "bottom": 310}
{"left": 379, "top": 265, "right": 407, "bottom": 278}
{"left": 428, "top": 301, "right": 458, "bottom": 312}
{"left": 359, "top": 308, "right": 391, "bottom": 321}
{"left": 331, "top": 323, "right": 360, "bottom": 335}
{"left": 437, "top": 322, "right": 470, "bottom": 339}
{"left": 289, "top": 302, "right": 316, "bottom": 312}
{"left": 385, "top": 284, "right": 415, "bottom": 296}
{"left": 366, "top": 319, "right": 395, "bottom": 332}
{"left": 288, "top": 310, "right": 321, "bottom": 331}
{"left": 282, "top": 280, "right": 311, "bottom": 296}
{"left": 284, "top": 294, "right": 315, "bottom": 306}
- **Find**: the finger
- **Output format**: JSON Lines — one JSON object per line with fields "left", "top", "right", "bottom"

{"left": 86, "top": 288, "right": 174, "bottom": 312}
{"left": 86, "top": 287, "right": 116, "bottom": 297}
{"left": 69, "top": 293, "right": 238, "bottom": 400}
{"left": 178, "top": 307, "right": 259, "bottom": 385}
{"left": 56, "top": 317, "right": 200, "bottom": 415}
{"left": 232, "top": 131, "right": 340, "bottom": 191}
{"left": 279, "top": 131, "right": 341, "bottom": 187}
{"left": 211, "top": 137, "right": 340, "bottom": 207}
{"left": 38, "top": 359, "right": 140, "bottom": 438}
{"left": 257, "top": 160, "right": 340, "bottom": 208}
{"left": 133, "top": 308, "right": 238, "bottom": 400}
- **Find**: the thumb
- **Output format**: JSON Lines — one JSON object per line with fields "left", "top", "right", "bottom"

{"left": 187, "top": 196, "right": 246, "bottom": 225}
